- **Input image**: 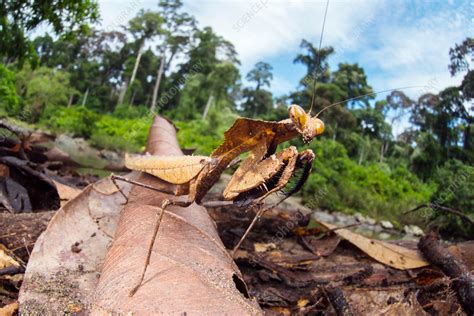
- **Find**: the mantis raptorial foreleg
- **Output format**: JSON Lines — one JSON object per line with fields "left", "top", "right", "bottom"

{"left": 230, "top": 149, "right": 315, "bottom": 255}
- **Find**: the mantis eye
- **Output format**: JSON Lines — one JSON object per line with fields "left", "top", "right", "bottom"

{"left": 313, "top": 118, "right": 325, "bottom": 135}
{"left": 303, "top": 118, "right": 325, "bottom": 143}
{"left": 289, "top": 104, "right": 308, "bottom": 132}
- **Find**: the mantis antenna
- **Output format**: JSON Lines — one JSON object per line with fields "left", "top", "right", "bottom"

{"left": 314, "top": 85, "right": 430, "bottom": 118}
{"left": 309, "top": 0, "right": 330, "bottom": 114}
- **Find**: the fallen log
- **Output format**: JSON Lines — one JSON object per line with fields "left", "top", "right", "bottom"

{"left": 91, "top": 116, "right": 261, "bottom": 314}
{"left": 419, "top": 232, "right": 474, "bottom": 315}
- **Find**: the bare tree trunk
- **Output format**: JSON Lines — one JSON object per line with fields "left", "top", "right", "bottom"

{"left": 358, "top": 138, "right": 366, "bottom": 165}
{"left": 81, "top": 88, "right": 89, "bottom": 107}
{"left": 129, "top": 90, "right": 137, "bottom": 106}
{"left": 202, "top": 94, "right": 214, "bottom": 120}
{"left": 67, "top": 94, "right": 74, "bottom": 107}
{"left": 379, "top": 142, "right": 385, "bottom": 163}
{"left": 358, "top": 147, "right": 364, "bottom": 165}
{"left": 150, "top": 54, "right": 165, "bottom": 112}
{"left": 117, "top": 82, "right": 128, "bottom": 106}
{"left": 117, "top": 45, "right": 143, "bottom": 106}
{"left": 129, "top": 46, "right": 143, "bottom": 88}
{"left": 332, "top": 122, "right": 338, "bottom": 141}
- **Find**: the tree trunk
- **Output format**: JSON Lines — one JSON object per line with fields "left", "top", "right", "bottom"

{"left": 464, "top": 123, "right": 471, "bottom": 151}
{"left": 150, "top": 54, "right": 165, "bottom": 112}
{"left": 67, "top": 94, "right": 74, "bottom": 107}
{"left": 202, "top": 94, "right": 214, "bottom": 120}
{"left": 117, "top": 45, "right": 143, "bottom": 106}
{"left": 129, "top": 89, "right": 137, "bottom": 106}
{"left": 81, "top": 88, "right": 89, "bottom": 107}
{"left": 380, "top": 142, "right": 388, "bottom": 163}
{"left": 117, "top": 82, "right": 128, "bottom": 106}
{"left": 129, "top": 45, "right": 143, "bottom": 88}
{"left": 358, "top": 139, "right": 366, "bottom": 165}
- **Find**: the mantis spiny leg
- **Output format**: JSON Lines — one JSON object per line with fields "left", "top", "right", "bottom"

{"left": 231, "top": 149, "right": 315, "bottom": 256}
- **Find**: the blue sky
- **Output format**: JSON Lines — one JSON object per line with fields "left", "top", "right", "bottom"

{"left": 97, "top": 0, "right": 471, "bottom": 104}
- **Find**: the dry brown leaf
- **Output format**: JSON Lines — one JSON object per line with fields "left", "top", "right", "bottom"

{"left": 0, "top": 301, "right": 19, "bottom": 316}
{"left": 320, "top": 222, "right": 429, "bottom": 270}
{"left": 52, "top": 180, "right": 81, "bottom": 202}
{"left": 18, "top": 177, "right": 133, "bottom": 314}
{"left": 254, "top": 242, "right": 277, "bottom": 253}
{"left": 0, "top": 244, "right": 21, "bottom": 269}
{"left": 378, "top": 293, "right": 428, "bottom": 316}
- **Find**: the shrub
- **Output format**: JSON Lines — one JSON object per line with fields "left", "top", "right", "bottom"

{"left": 40, "top": 106, "right": 99, "bottom": 138}
{"left": 428, "top": 159, "right": 474, "bottom": 238}
{"left": 301, "top": 138, "right": 434, "bottom": 222}
{"left": 90, "top": 115, "right": 151, "bottom": 152}
{"left": 113, "top": 104, "right": 150, "bottom": 119}
{"left": 175, "top": 108, "right": 238, "bottom": 155}
{"left": 0, "top": 64, "right": 20, "bottom": 116}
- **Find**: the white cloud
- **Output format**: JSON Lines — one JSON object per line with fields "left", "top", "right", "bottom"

{"left": 184, "top": 0, "right": 386, "bottom": 66}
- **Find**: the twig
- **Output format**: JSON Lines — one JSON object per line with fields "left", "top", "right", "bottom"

{"left": 404, "top": 203, "right": 473, "bottom": 225}
{"left": 0, "top": 265, "right": 25, "bottom": 276}
{"left": 23, "top": 237, "right": 31, "bottom": 258}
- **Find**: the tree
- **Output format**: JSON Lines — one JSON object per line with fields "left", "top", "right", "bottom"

{"left": 246, "top": 62, "right": 273, "bottom": 91}
{"left": 294, "top": 39, "right": 334, "bottom": 83}
{"left": 448, "top": 38, "right": 473, "bottom": 157}
{"left": 150, "top": 0, "right": 196, "bottom": 111}
{"left": 0, "top": 64, "right": 20, "bottom": 115}
{"left": 14, "top": 66, "right": 77, "bottom": 122}
{"left": 32, "top": 30, "right": 129, "bottom": 112}
{"left": 241, "top": 62, "right": 274, "bottom": 117}
{"left": 449, "top": 38, "right": 473, "bottom": 77}
{"left": 0, "top": 0, "right": 99, "bottom": 67}
{"left": 171, "top": 27, "right": 240, "bottom": 119}
{"left": 118, "top": 10, "right": 164, "bottom": 105}
{"left": 333, "top": 63, "right": 373, "bottom": 108}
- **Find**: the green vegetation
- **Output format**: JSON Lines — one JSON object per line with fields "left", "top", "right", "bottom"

{"left": 0, "top": 0, "right": 472, "bottom": 238}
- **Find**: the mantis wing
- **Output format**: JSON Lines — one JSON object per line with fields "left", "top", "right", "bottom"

{"left": 125, "top": 154, "right": 213, "bottom": 184}
{"left": 211, "top": 118, "right": 283, "bottom": 158}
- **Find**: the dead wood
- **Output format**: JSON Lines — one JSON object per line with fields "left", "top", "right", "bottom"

{"left": 91, "top": 116, "right": 261, "bottom": 314}
{"left": 324, "top": 286, "right": 354, "bottom": 316}
{"left": 0, "top": 156, "right": 60, "bottom": 211}
{"left": 419, "top": 232, "right": 474, "bottom": 315}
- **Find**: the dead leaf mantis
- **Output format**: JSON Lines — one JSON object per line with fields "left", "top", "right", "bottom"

{"left": 112, "top": 104, "right": 325, "bottom": 296}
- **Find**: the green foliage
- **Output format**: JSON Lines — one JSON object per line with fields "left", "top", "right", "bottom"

{"left": 429, "top": 159, "right": 474, "bottom": 238}
{"left": 176, "top": 108, "right": 238, "bottom": 155}
{"left": 0, "top": 64, "right": 20, "bottom": 115}
{"left": 15, "top": 66, "right": 77, "bottom": 122}
{"left": 113, "top": 104, "right": 150, "bottom": 119}
{"left": 302, "top": 139, "right": 434, "bottom": 222}
{"left": 1, "top": 0, "right": 99, "bottom": 67}
{"left": 90, "top": 115, "right": 151, "bottom": 152}
{"left": 40, "top": 106, "right": 99, "bottom": 138}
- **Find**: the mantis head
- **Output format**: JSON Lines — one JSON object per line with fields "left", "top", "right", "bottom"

{"left": 289, "top": 104, "right": 325, "bottom": 143}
